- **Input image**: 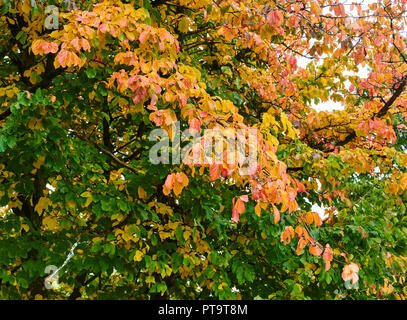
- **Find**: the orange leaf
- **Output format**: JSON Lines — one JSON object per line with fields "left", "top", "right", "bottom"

{"left": 309, "top": 243, "right": 323, "bottom": 256}
{"left": 280, "top": 226, "right": 294, "bottom": 245}
{"left": 254, "top": 203, "right": 261, "bottom": 217}
{"left": 323, "top": 244, "right": 333, "bottom": 271}
{"left": 209, "top": 164, "right": 221, "bottom": 181}
{"left": 296, "top": 237, "right": 307, "bottom": 255}
{"left": 232, "top": 205, "right": 239, "bottom": 223}
{"left": 235, "top": 198, "right": 245, "bottom": 214}
{"left": 173, "top": 182, "right": 183, "bottom": 196}
{"left": 232, "top": 197, "right": 246, "bottom": 223}
{"left": 305, "top": 212, "right": 314, "bottom": 225}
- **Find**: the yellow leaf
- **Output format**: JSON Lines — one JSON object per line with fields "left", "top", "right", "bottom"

{"left": 33, "top": 155, "right": 45, "bottom": 169}
{"left": 43, "top": 216, "right": 59, "bottom": 230}
{"left": 67, "top": 200, "right": 76, "bottom": 209}
{"left": 133, "top": 250, "right": 144, "bottom": 262}
{"left": 80, "top": 191, "right": 92, "bottom": 198}
{"left": 146, "top": 275, "right": 155, "bottom": 284}
{"left": 159, "top": 231, "right": 171, "bottom": 240}
{"left": 255, "top": 203, "right": 261, "bottom": 217}
{"left": 178, "top": 17, "right": 190, "bottom": 33}
{"left": 80, "top": 191, "right": 93, "bottom": 207}
{"left": 84, "top": 196, "right": 93, "bottom": 208}
{"left": 138, "top": 186, "right": 147, "bottom": 199}
{"left": 34, "top": 197, "right": 51, "bottom": 215}
{"left": 183, "top": 230, "right": 191, "bottom": 240}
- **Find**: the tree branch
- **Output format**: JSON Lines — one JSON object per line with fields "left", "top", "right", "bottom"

{"left": 73, "top": 132, "right": 141, "bottom": 175}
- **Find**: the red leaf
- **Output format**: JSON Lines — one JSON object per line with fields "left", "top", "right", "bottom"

{"left": 296, "top": 180, "right": 306, "bottom": 193}
{"left": 209, "top": 164, "right": 221, "bottom": 181}
{"left": 221, "top": 167, "right": 229, "bottom": 178}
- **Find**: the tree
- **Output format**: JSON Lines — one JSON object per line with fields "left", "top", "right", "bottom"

{"left": 0, "top": 0, "right": 406, "bottom": 300}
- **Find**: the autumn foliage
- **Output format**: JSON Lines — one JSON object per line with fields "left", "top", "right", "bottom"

{"left": 1, "top": 0, "right": 407, "bottom": 299}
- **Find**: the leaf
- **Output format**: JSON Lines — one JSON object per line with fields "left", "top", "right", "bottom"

{"left": 16, "top": 31, "right": 27, "bottom": 44}
{"left": 309, "top": 244, "right": 323, "bottom": 256}
{"left": 56, "top": 50, "right": 68, "bottom": 67}
{"left": 173, "top": 182, "right": 183, "bottom": 196}
{"left": 163, "top": 174, "right": 174, "bottom": 195}
{"left": 254, "top": 203, "right": 261, "bottom": 217}
{"left": 133, "top": 250, "right": 144, "bottom": 262}
{"left": 6, "top": 135, "right": 16, "bottom": 148}
{"left": 178, "top": 17, "right": 190, "bottom": 33}
{"left": 43, "top": 216, "right": 59, "bottom": 231}
{"left": 232, "top": 198, "right": 243, "bottom": 223}
{"left": 209, "top": 164, "right": 221, "bottom": 181}
{"left": 34, "top": 197, "right": 51, "bottom": 215}
{"left": 281, "top": 226, "right": 294, "bottom": 245}
{"left": 266, "top": 11, "right": 282, "bottom": 26}
{"left": 33, "top": 155, "right": 45, "bottom": 169}
{"left": 272, "top": 204, "right": 280, "bottom": 224}
{"left": 80, "top": 191, "right": 92, "bottom": 198}
{"left": 189, "top": 118, "right": 201, "bottom": 135}
{"left": 138, "top": 186, "right": 148, "bottom": 199}
{"left": 139, "top": 30, "right": 150, "bottom": 44}
{"left": 0, "top": 136, "right": 6, "bottom": 152}
{"left": 86, "top": 68, "right": 97, "bottom": 78}
{"left": 342, "top": 263, "right": 359, "bottom": 284}
{"left": 240, "top": 195, "right": 248, "bottom": 202}
{"left": 323, "top": 244, "right": 333, "bottom": 271}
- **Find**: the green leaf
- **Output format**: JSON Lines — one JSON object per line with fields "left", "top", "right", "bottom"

{"left": 0, "top": 135, "right": 6, "bottom": 152}
{"left": 16, "top": 31, "right": 27, "bottom": 44}
{"left": 86, "top": 68, "right": 97, "bottom": 79}
{"left": 7, "top": 135, "right": 16, "bottom": 148}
